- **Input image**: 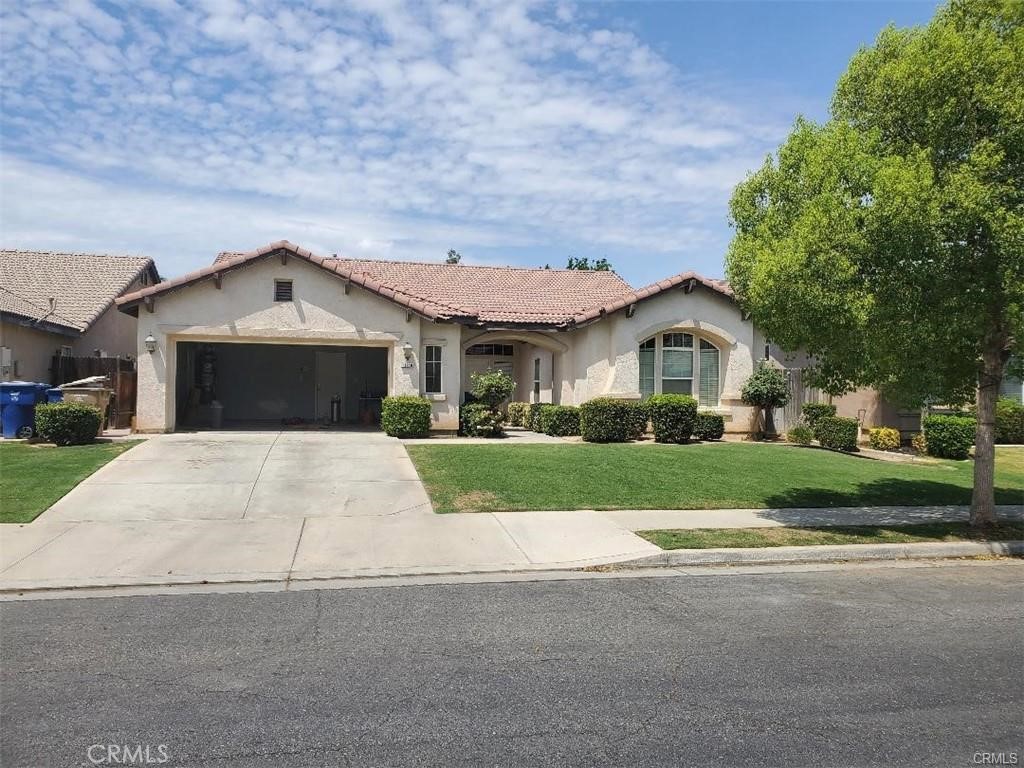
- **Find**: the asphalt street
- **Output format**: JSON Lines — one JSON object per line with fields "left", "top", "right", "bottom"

{"left": 2, "top": 563, "right": 1021, "bottom": 767}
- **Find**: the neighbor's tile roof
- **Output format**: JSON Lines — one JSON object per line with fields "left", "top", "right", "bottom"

{"left": 120, "top": 240, "right": 732, "bottom": 328}
{"left": 1, "top": 249, "right": 156, "bottom": 333}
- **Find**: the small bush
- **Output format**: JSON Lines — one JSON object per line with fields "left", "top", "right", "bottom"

{"left": 911, "top": 432, "right": 928, "bottom": 455}
{"left": 801, "top": 402, "right": 837, "bottom": 427}
{"left": 527, "top": 402, "right": 545, "bottom": 431}
{"left": 995, "top": 398, "right": 1024, "bottom": 444}
{"left": 923, "top": 414, "right": 975, "bottom": 459}
{"left": 625, "top": 401, "right": 650, "bottom": 440}
{"left": 381, "top": 396, "right": 432, "bottom": 437}
{"left": 693, "top": 412, "right": 725, "bottom": 441}
{"left": 506, "top": 401, "right": 529, "bottom": 428}
{"left": 461, "top": 402, "right": 503, "bottom": 437}
{"left": 787, "top": 422, "right": 814, "bottom": 445}
{"left": 34, "top": 402, "right": 102, "bottom": 446}
{"left": 814, "top": 416, "right": 860, "bottom": 452}
{"left": 647, "top": 394, "right": 698, "bottom": 444}
{"left": 538, "top": 405, "right": 580, "bottom": 437}
{"left": 579, "top": 398, "right": 634, "bottom": 443}
{"left": 470, "top": 370, "right": 516, "bottom": 409}
{"left": 868, "top": 426, "right": 901, "bottom": 451}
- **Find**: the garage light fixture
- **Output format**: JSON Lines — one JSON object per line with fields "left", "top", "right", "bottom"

{"left": 144, "top": 334, "right": 157, "bottom": 354}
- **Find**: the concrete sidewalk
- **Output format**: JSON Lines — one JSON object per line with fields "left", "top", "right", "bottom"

{"left": 3, "top": 504, "right": 1020, "bottom": 593}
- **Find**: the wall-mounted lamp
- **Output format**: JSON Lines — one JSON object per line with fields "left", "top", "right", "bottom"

{"left": 144, "top": 333, "right": 157, "bottom": 354}
{"left": 402, "top": 341, "right": 413, "bottom": 361}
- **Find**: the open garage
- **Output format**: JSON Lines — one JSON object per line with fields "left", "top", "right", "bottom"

{"left": 175, "top": 341, "right": 389, "bottom": 429}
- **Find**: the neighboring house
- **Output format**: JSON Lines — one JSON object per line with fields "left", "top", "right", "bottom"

{"left": 115, "top": 240, "right": 837, "bottom": 433}
{"left": 0, "top": 250, "right": 159, "bottom": 384}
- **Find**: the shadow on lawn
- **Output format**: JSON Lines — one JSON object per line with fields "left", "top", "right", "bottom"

{"left": 758, "top": 478, "right": 1023, "bottom": 521}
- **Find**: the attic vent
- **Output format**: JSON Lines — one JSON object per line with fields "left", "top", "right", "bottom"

{"left": 274, "top": 279, "right": 293, "bottom": 302}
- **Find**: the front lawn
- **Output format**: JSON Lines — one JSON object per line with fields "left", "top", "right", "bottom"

{"left": 638, "top": 522, "right": 1024, "bottom": 550}
{"left": 0, "top": 441, "right": 140, "bottom": 523}
{"left": 406, "top": 443, "right": 1024, "bottom": 514}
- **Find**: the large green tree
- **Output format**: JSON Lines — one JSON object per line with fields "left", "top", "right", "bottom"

{"left": 726, "top": 0, "right": 1023, "bottom": 525}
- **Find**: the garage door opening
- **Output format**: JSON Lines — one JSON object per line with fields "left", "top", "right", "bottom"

{"left": 175, "top": 342, "right": 388, "bottom": 430}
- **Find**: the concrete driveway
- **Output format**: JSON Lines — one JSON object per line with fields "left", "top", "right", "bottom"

{"left": 42, "top": 430, "right": 430, "bottom": 522}
{"left": 0, "top": 431, "right": 661, "bottom": 591}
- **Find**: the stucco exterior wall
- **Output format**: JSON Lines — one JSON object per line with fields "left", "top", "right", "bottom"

{"left": 0, "top": 320, "right": 70, "bottom": 383}
{"left": 134, "top": 257, "right": 428, "bottom": 431}
{"left": 72, "top": 277, "right": 145, "bottom": 359}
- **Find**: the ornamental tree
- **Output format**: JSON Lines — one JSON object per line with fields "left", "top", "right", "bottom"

{"left": 470, "top": 370, "right": 516, "bottom": 410}
{"left": 740, "top": 363, "right": 791, "bottom": 437}
{"left": 726, "top": 0, "right": 1023, "bottom": 525}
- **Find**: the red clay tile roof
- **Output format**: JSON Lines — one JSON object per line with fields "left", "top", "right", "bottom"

{"left": 573, "top": 271, "right": 734, "bottom": 324}
{"left": 1, "top": 249, "right": 157, "bottom": 333}
{"left": 119, "top": 240, "right": 731, "bottom": 328}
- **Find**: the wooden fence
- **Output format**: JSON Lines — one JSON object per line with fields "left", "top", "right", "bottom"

{"left": 49, "top": 356, "right": 137, "bottom": 430}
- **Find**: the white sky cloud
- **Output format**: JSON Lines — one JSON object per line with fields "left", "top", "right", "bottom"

{"left": 0, "top": 0, "right": 791, "bottom": 285}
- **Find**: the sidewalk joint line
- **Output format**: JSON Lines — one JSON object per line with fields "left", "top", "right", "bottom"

{"left": 285, "top": 518, "right": 308, "bottom": 588}
{"left": 0, "top": 524, "right": 77, "bottom": 574}
{"left": 491, "top": 513, "right": 535, "bottom": 564}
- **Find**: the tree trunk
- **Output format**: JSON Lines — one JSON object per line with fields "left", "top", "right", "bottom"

{"left": 970, "top": 341, "right": 1004, "bottom": 527}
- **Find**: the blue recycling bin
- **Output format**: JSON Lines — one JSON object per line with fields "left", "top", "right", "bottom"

{"left": 1, "top": 382, "right": 49, "bottom": 438}
{"left": 46, "top": 388, "right": 64, "bottom": 404}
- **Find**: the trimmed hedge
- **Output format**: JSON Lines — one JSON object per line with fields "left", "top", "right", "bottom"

{"left": 579, "top": 398, "right": 634, "bottom": 443}
{"left": 625, "top": 401, "right": 650, "bottom": 440}
{"left": 802, "top": 402, "right": 837, "bottom": 427}
{"left": 538, "top": 405, "right": 581, "bottom": 437}
{"left": 34, "top": 402, "right": 102, "bottom": 446}
{"left": 995, "top": 398, "right": 1024, "bottom": 444}
{"left": 813, "top": 416, "right": 860, "bottom": 452}
{"left": 460, "top": 402, "right": 503, "bottom": 437}
{"left": 787, "top": 422, "right": 814, "bottom": 446}
{"left": 868, "top": 426, "right": 901, "bottom": 451}
{"left": 693, "top": 412, "right": 725, "bottom": 441}
{"left": 381, "top": 396, "right": 432, "bottom": 437}
{"left": 506, "top": 401, "right": 529, "bottom": 428}
{"left": 527, "top": 402, "right": 545, "bottom": 432}
{"left": 647, "top": 394, "right": 698, "bottom": 444}
{"left": 923, "top": 414, "right": 975, "bottom": 459}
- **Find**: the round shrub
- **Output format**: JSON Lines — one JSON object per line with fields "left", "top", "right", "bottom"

{"left": 381, "top": 396, "right": 432, "bottom": 437}
{"left": 813, "top": 416, "right": 860, "bottom": 452}
{"left": 741, "top": 363, "right": 790, "bottom": 436}
{"left": 995, "top": 398, "right": 1024, "bottom": 444}
{"left": 868, "top": 427, "right": 901, "bottom": 451}
{"left": 470, "top": 370, "right": 516, "bottom": 409}
{"left": 579, "top": 398, "right": 634, "bottom": 442}
{"left": 625, "top": 401, "right": 650, "bottom": 440}
{"left": 693, "top": 412, "right": 725, "bottom": 441}
{"left": 537, "top": 405, "right": 580, "bottom": 437}
{"left": 787, "top": 422, "right": 814, "bottom": 445}
{"left": 911, "top": 432, "right": 928, "bottom": 455}
{"left": 922, "top": 414, "right": 975, "bottom": 459}
{"left": 647, "top": 394, "right": 698, "bottom": 444}
{"left": 460, "top": 402, "right": 503, "bottom": 437}
{"left": 34, "top": 402, "right": 102, "bottom": 446}
{"left": 801, "top": 402, "right": 837, "bottom": 427}
{"left": 506, "top": 402, "right": 529, "bottom": 428}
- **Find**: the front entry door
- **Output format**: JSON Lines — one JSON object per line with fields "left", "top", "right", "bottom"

{"left": 315, "top": 351, "right": 347, "bottom": 422}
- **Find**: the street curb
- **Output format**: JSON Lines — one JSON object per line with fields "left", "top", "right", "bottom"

{"left": 612, "top": 540, "right": 1024, "bottom": 568}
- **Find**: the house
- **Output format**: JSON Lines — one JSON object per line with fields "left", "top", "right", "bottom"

{"left": 115, "top": 240, "right": 839, "bottom": 434}
{"left": 1, "top": 250, "right": 159, "bottom": 383}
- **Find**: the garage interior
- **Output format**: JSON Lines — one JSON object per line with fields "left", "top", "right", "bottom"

{"left": 175, "top": 341, "right": 388, "bottom": 429}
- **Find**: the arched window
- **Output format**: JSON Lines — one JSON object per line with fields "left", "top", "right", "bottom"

{"left": 637, "top": 333, "right": 721, "bottom": 407}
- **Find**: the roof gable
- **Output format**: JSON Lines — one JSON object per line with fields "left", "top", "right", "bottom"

{"left": 1, "top": 249, "right": 157, "bottom": 333}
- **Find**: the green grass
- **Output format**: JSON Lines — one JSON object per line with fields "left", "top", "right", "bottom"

{"left": 406, "top": 443, "right": 1024, "bottom": 514}
{"left": 0, "top": 441, "right": 140, "bottom": 523}
{"left": 638, "top": 522, "right": 1024, "bottom": 549}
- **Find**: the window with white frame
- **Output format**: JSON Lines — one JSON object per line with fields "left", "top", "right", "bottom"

{"left": 424, "top": 345, "right": 442, "bottom": 394}
{"left": 638, "top": 332, "right": 721, "bottom": 407}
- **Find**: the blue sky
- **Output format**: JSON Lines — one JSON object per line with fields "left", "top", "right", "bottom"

{"left": 0, "top": 0, "right": 940, "bottom": 288}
